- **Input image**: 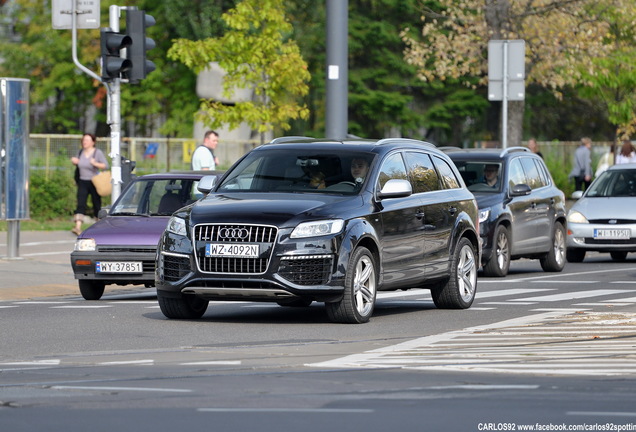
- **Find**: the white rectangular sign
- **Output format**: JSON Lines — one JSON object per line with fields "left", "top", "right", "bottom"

{"left": 52, "top": 0, "right": 100, "bottom": 30}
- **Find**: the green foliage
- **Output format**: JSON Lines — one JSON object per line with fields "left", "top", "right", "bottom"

{"left": 168, "top": 0, "right": 311, "bottom": 137}
{"left": 29, "top": 169, "right": 77, "bottom": 220}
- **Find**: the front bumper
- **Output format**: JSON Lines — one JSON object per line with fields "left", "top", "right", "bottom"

{"left": 566, "top": 222, "right": 636, "bottom": 252}
{"left": 71, "top": 247, "right": 157, "bottom": 286}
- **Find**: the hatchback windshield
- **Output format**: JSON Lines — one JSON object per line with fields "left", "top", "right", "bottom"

{"left": 110, "top": 178, "right": 201, "bottom": 216}
{"left": 217, "top": 149, "right": 376, "bottom": 194}
{"left": 585, "top": 169, "right": 636, "bottom": 197}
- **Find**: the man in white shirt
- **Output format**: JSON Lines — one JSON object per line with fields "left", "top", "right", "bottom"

{"left": 191, "top": 130, "right": 219, "bottom": 170}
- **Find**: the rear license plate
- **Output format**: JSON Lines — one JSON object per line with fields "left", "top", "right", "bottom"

{"left": 96, "top": 261, "right": 143, "bottom": 273}
{"left": 593, "top": 229, "right": 631, "bottom": 239}
{"left": 206, "top": 243, "right": 259, "bottom": 258}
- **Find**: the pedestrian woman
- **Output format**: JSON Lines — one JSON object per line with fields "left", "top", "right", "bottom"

{"left": 70, "top": 133, "right": 108, "bottom": 235}
{"left": 615, "top": 140, "right": 636, "bottom": 164}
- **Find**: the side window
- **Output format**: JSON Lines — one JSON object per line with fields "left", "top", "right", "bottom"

{"left": 377, "top": 152, "right": 408, "bottom": 190}
{"left": 520, "top": 157, "right": 544, "bottom": 189}
{"left": 405, "top": 152, "right": 440, "bottom": 193}
{"left": 507, "top": 159, "right": 527, "bottom": 189}
{"left": 433, "top": 156, "right": 461, "bottom": 189}
{"left": 534, "top": 159, "right": 550, "bottom": 187}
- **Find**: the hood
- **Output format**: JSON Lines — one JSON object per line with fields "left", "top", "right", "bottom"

{"left": 188, "top": 193, "right": 363, "bottom": 227}
{"left": 570, "top": 196, "right": 635, "bottom": 220}
{"left": 80, "top": 216, "right": 170, "bottom": 246}
{"left": 472, "top": 192, "right": 505, "bottom": 210}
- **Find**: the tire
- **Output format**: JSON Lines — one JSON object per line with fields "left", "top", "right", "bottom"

{"left": 431, "top": 237, "right": 477, "bottom": 309}
{"left": 610, "top": 251, "right": 628, "bottom": 262}
{"left": 540, "top": 221, "right": 566, "bottom": 272}
{"left": 483, "top": 225, "right": 510, "bottom": 277}
{"left": 566, "top": 248, "right": 586, "bottom": 263}
{"left": 277, "top": 298, "right": 313, "bottom": 307}
{"left": 79, "top": 280, "right": 105, "bottom": 300}
{"left": 157, "top": 292, "right": 209, "bottom": 319}
{"left": 325, "top": 247, "right": 377, "bottom": 324}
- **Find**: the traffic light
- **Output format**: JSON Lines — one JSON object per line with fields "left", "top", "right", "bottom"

{"left": 125, "top": 10, "right": 156, "bottom": 83}
{"left": 100, "top": 29, "right": 132, "bottom": 82}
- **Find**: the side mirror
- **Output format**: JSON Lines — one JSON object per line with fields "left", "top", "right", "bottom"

{"left": 510, "top": 183, "right": 531, "bottom": 196}
{"left": 378, "top": 179, "right": 412, "bottom": 199}
{"left": 97, "top": 207, "right": 109, "bottom": 219}
{"left": 197, "top": 175, "right": 218, "bottom": 194}
{"left": 571, "top": 190, "right": 583, "bottom": 200}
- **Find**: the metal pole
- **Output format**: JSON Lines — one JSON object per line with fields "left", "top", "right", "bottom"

{"left": 325, "top": 0, "right": 348, "bottom": 140}
{"left": 108, "top": 5, "right": 122, "bottom": 201}
{"left": 6, "top": 221, "right": 20, "bottom": 259}
{"left": 502, "top": 41, "right": 508, "bottom": 149}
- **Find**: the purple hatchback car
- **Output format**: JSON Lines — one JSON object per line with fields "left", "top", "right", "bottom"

{"left": 70, "top": 172, "right": 212, "bottom": 300}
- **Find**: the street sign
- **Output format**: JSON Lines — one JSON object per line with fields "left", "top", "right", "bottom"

{"left": 52, "top": 0, "right": 100, "bottom": 30}
{"left": 488, "top": 40, "right": 525, "bottom": 101}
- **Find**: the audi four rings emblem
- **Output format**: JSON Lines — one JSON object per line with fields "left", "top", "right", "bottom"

{"left": 218, "top": 227, "right": 250, "bottom": 240}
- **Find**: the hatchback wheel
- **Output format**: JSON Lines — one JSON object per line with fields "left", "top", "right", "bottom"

{"left": 540, "top": 221, "right": 566, "bottom": 272}
{"left": 326, "top": 246, "right": 377, "bottom": 324}
{"left": 566, "top": 248, "right": 586, "bottom": 263}
{"left": 158, "top": 292, "right": 209, "bottom": 319}
{"left": 432, "top": 238, "right": 477, "bottom": 309}
{"left": 79, "top": 280, "right": 105, "bottom": 300}
{"left": 483, "top": 225, "right": 510, "bottom": 277}
{"left": 610, "top": 251, "right": 628, "bottom": 262}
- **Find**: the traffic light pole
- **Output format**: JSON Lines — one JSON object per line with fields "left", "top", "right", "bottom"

{"left": 69, "top": 0, "right": 123, "bottom": 202}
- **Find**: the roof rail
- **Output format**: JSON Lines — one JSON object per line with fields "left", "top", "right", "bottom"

{"left": 499, "top": 146, "right": 530, "bottom": 157}
{"left": 375, "top": 138, "right": 437, "bottom": 149}
{"left": 437, "top": 146, "right": 463, "bottom": 152}
{"left": 268, "top": 136, "right": 314, "bottom": 144}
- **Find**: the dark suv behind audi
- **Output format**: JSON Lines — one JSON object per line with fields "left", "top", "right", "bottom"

{"left": 155, "top": 137, "right": 480, "bottom": 323}
{"left": 445, "top": 147, "right": 567, "bottom": 277}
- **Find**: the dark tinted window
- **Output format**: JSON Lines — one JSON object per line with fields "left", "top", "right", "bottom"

{"left": 405, "top": 152, "right": 440, "bottom": 193}
{"left": 433, "top": 156, "right": 460, "bottom": 189}
{"left": 520, "top": 157, "right": 545, "bottom": 189}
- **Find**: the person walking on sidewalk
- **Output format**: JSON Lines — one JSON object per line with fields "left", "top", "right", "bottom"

{"left": 70, "top": 133, "right": 108, "bottom": 235}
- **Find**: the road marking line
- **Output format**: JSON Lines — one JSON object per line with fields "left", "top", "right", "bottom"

{"left": 97, "top": 360, "right": 154, "bottom": 365}
{"left": 180, "top": 361, "right": 242, "bottom": 365}
{"left": 197, "top": 408, "right": 373, "bottom": 413}
{"left": 51, "top": 385, "right": 190, "bottom": 393}
{"left": 50, "top": 305, "right": 112, "bottom": 309}
{"left": 0, "top": 360, "right": 60, "bottom": 366}
{"left": 510, "top": 289, "right": 629, "bottom": 302}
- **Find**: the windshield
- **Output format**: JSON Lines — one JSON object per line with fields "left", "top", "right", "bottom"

{"left": 586, "top": 169, "right": 636, "bottom": 197}
{"left": 452, "top": 161, "right": 503, "bottom": 193}
{"left": 110, "top": 178, "right": 201, "bottom": 216}
{"left": 217, "top": 149, "right": 376, "bottom": 194}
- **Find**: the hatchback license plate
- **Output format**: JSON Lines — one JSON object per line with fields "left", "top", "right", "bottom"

{"left": 96, "top": 261, "right": 143, "bottom": 273}
{"left": 594, "top": 229, "right": 631, "bottom": 239}
{"left": 206, "top": 243, "right": 259, "bottom": 258}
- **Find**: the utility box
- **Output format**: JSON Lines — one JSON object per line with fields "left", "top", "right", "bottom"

{"left": 1, "top": 78, "right": 30, "bottom": 221}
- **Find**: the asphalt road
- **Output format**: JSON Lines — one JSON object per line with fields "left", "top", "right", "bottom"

{"left": 1, "top": 231, "right": 636, "bottom": 431}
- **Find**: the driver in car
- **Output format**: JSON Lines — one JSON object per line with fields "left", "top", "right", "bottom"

{"left": 351, "top": 158, "right": 370, "bottom": 185}
{"left": 483, "top": 164, "right": 500, "bottom": 188}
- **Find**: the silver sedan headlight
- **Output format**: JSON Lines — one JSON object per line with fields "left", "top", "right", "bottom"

{"left": 567, "top": 210, "right": 589, "bottom": 224}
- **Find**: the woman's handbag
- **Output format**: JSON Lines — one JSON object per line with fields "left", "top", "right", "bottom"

{"left": 91, "top": 170, "right": 112, "bottom": 197}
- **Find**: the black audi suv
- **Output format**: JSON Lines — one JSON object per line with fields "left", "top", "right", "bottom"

{"left": 155, "top": 137, "right": 480, "bottom": 323}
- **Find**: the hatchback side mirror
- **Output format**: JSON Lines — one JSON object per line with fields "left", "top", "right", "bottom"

{"left": 378, "top": 179, "right": 412, "bottom": 199}
{"left": 571, "top": 190, "right": 583, "bottom": 200}
{"left": 510, "top": 183, "right": 531, "bottom": 196}
{"left": 197, "top": 175, "right": 218, "bottom": 194}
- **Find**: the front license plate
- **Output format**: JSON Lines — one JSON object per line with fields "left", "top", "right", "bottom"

{"left": 206, "top": 243, "right": 259, "bottom": 258}
{"left": 96, "top": 261, "right": 143, "bottom": 273}
{"left": 593, "top": 229, "right": 631, "bottom": 239}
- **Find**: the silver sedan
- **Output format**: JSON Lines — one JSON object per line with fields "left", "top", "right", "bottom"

{"left": 566, "top": 163, "right": 636, "bottom": 262}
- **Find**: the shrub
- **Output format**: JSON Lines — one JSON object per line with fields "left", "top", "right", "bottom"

{"left": 29, "top": 169, "right": 76, "bottom": 220}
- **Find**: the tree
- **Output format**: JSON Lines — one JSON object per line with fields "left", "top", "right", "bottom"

{"left": 402, "top": 0, "right": 615, "bottom": 146}
{"left": 167, "top": 0, "right": 310, "bottom": 143}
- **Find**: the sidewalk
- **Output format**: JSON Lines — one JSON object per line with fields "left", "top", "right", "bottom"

{"left": 0, "top": 230, "right": 136, "bottom": 301}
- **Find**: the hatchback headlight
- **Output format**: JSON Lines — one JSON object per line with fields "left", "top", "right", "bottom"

{"left": 478, "top": 208, "right": 491, "bottom": 223}
{"left": 166, "top": 216, "right": 187, "bottom": 236}
{"left": 291, "top": 219, "right": 344, "bottom": 238}
{"left": 74, "top": 238, "right": 96, "bottom": 251}
{"left": 567, "top": 211, "right": 588, "bottom": 224}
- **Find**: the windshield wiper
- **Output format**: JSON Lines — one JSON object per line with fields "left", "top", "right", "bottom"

{"left": 110, "top": 211, "right": 150, "bottom": 217}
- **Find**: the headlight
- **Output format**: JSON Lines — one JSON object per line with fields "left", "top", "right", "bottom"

{"left": 290, "top": 219, "right": 344, "bottom": 238}
{"left": 478, "top": 208, "right": 491, "bottom": 223}
{"left": 166, "top": 216, "right": 187, "bottom": 236}
{"left": 567, "top": 210, "right": 588, "bottom": 224}
{"left": 74, "top": 238, "right": 96, "bottom": 251}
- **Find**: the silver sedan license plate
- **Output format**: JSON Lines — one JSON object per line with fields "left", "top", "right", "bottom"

{"left": 594, "top": 228, "right": 631, "bottom": 239}
{"left": 96, "top": 261, "right": 143, "bottom": 273}
{"left": 206, "top": 243, "right": 259, "bottom": 258}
